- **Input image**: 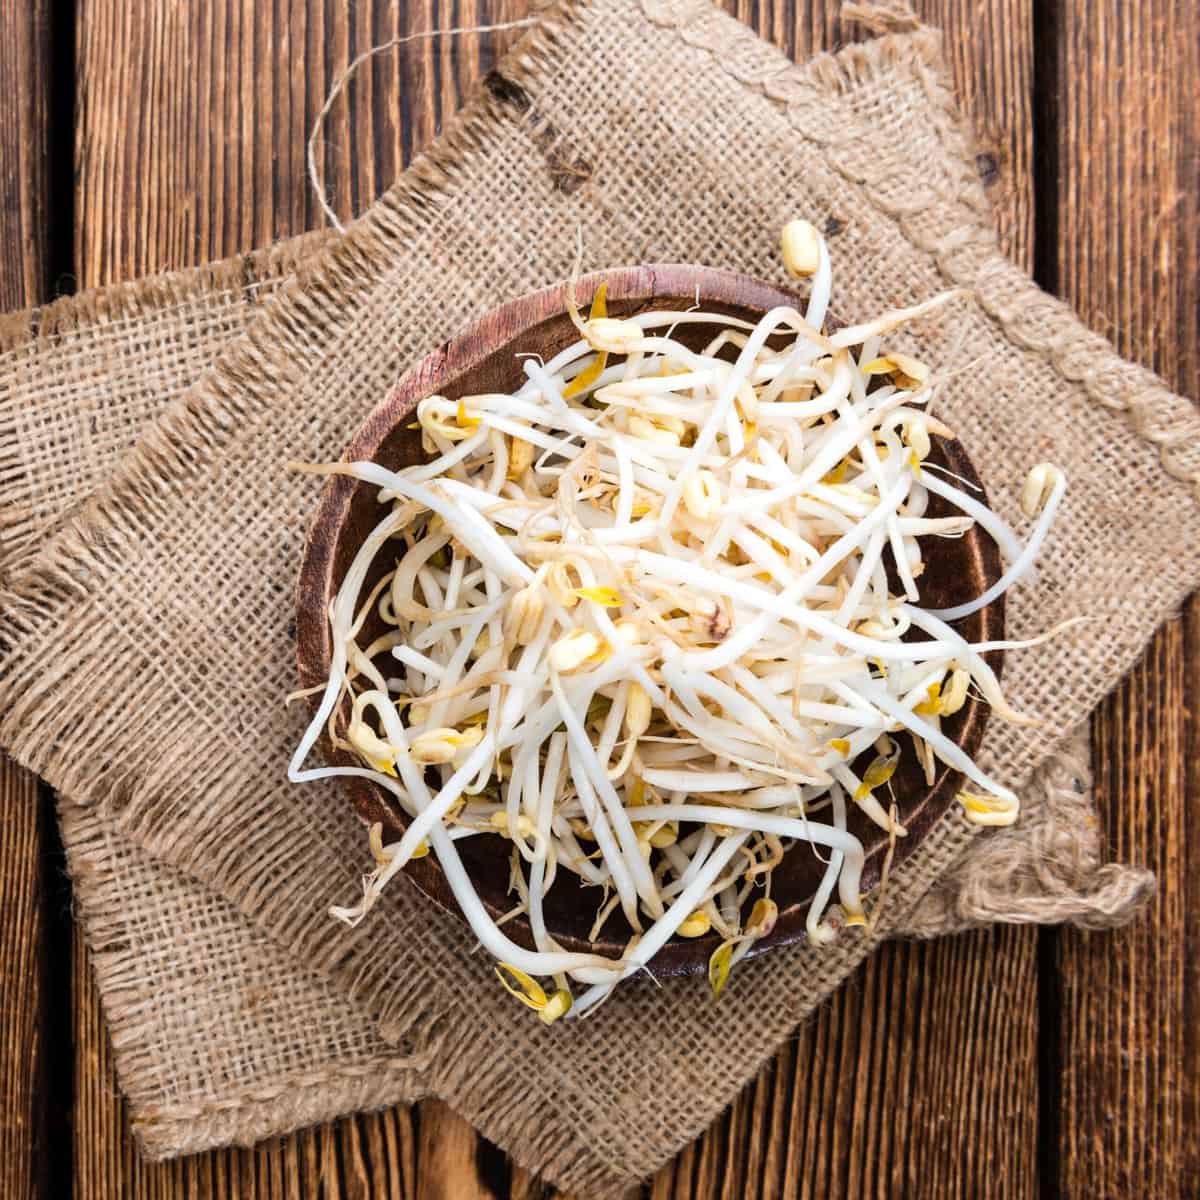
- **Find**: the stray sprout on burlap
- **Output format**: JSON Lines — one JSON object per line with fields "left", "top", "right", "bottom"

{"left": 289, "top": 221, "right": 1067, "bottom": 1019}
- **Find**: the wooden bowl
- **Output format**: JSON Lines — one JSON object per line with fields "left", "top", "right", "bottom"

{"left": 296, "top": 265, "right": 1004, "bottom": 976}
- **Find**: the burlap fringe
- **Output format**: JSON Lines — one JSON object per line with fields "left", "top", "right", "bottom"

{"left": 0, "top": 230, "right": 334, "bottom": 584}
{"left": 955, "top": 743, "right": 1156, "bottom": 929}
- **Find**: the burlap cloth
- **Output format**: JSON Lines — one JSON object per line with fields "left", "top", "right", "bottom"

{"left": 0, "top": 0, "right": 1190, "bottom": 1192}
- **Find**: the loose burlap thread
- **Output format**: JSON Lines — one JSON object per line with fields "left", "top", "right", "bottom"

{"left": 0, "top": 0, "right": 1186, "bottom": 1192}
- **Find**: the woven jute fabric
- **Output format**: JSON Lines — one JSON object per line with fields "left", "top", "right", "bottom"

{"left": 0, "top": 0, "right": 1185, "bottom": 1192}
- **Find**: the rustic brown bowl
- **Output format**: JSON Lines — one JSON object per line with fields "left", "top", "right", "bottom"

{"left": 296, "top": 265, "right": 1004, "bottom": 977}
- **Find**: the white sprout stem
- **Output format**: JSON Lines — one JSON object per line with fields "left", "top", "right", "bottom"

{"left": 805, "top": 233, "right": 833, "bottom": 331}
{"left": 552, "top": 675, "right": 664, "bottom": 917}
{"left": 929, "top": 471, "right": 1067, "bottom": 621}
{"left": 919, "top": 469, "right": 1023, "bottom": 563}
{"left": 528, "top": 733, "right": 567, "bottom": 950}
{"left": 659, "top": 306, "right": 812, "bottom": 527}
{"left": 570, "top": 831, "right": 750, "bottom": 1016}
{"left": 806, "top": 784, "right": 848, "bottom": 942}
{"left": 859, "top": 682, "right": 1016, "bottom": 801}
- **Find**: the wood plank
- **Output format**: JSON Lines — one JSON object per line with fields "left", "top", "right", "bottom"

{"left": 645, "top": 928, "right": 1039, "bottom": 1200}
{"left": 68, "top": 0, "right": 1043, "bottom": 1196}
{"left": 0, "top": 4, "right": 55, "bottom": 1200}
{"left": 1049, "top": 1, "right": 1200, "bottom": 1196}
{"left": 71, "top": 1, "right": 524, "bottom": 1196}
{"left": 642, "top": 3, "right": 1040, "bottom": 1197}
{"left": 0, "top": 767, "right": 49, "bottom": 1200}
{"left": 415, "top": 1100, "right": 504, "bottom": 1200}
{"left": 916, "top": 0, "right": 1033, "bottom": 265}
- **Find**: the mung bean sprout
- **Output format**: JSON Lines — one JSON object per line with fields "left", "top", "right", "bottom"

{"left": 290, "top": 220, "right": 1065, "bottom": 1017}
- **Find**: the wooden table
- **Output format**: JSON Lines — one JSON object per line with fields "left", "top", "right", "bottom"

{"left": 1, "top": 2, "right": 1196, "bottom": 1196}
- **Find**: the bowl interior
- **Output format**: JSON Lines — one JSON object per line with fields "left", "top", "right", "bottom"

{"left": 297, "top": 265, "right": 1004, "bottom": 976}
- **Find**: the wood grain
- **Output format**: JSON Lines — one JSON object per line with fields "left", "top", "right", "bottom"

{"left": 0, "top": 766, "right": 49, "bottom": 1200}
{"left": 0, "top": 4, "right": 55, "bottom": 1200}
{"left": 915, "top": 0, "right": 1033, "bottom": 265}
{"left": 643, "top": 926, "right": 1039, "bottom": 1200}
{"left": 74, "top": 0, "right": 529, "bottom": 284}
{"left": 1049, "top": 1, "right": 1200, "bottom": 1196}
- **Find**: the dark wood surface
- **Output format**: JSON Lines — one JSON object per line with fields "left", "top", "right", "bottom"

{"left": 0, "top": 1, "right": 1193, "bottom": 1197}
{"left": 0, "top": 4, "right": 57, "bottom": 1200}
{"left": 1049, "top": 4, "right": 1200, "bottom": 1196}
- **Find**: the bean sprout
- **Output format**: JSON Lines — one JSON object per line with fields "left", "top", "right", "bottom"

{"left": 291, "top": 221, "right": 1066, "bottom": 1017}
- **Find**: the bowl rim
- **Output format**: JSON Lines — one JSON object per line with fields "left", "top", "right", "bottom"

{"left": 295, "top": 263, "right": 1005, "bottom": 978}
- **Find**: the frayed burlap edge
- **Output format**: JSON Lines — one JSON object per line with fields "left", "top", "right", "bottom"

{"left": 0, "top": 231, "right": 330, "bottom": 353}
{"left": 841, "top": 1, "right": 922, "bottom": 34}
{"left": 0, "top": 229, "right": 336, "bottom": 583}
{"left": 58, "top": 798, "right": 433, "bottom": 1158}
{"left": 902, "top": 729, "right": 1155, "bottom": 937}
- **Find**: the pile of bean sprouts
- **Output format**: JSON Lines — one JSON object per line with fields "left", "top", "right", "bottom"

{"left": 289, "top": 221, "right": 1067, "bottom": 1021}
